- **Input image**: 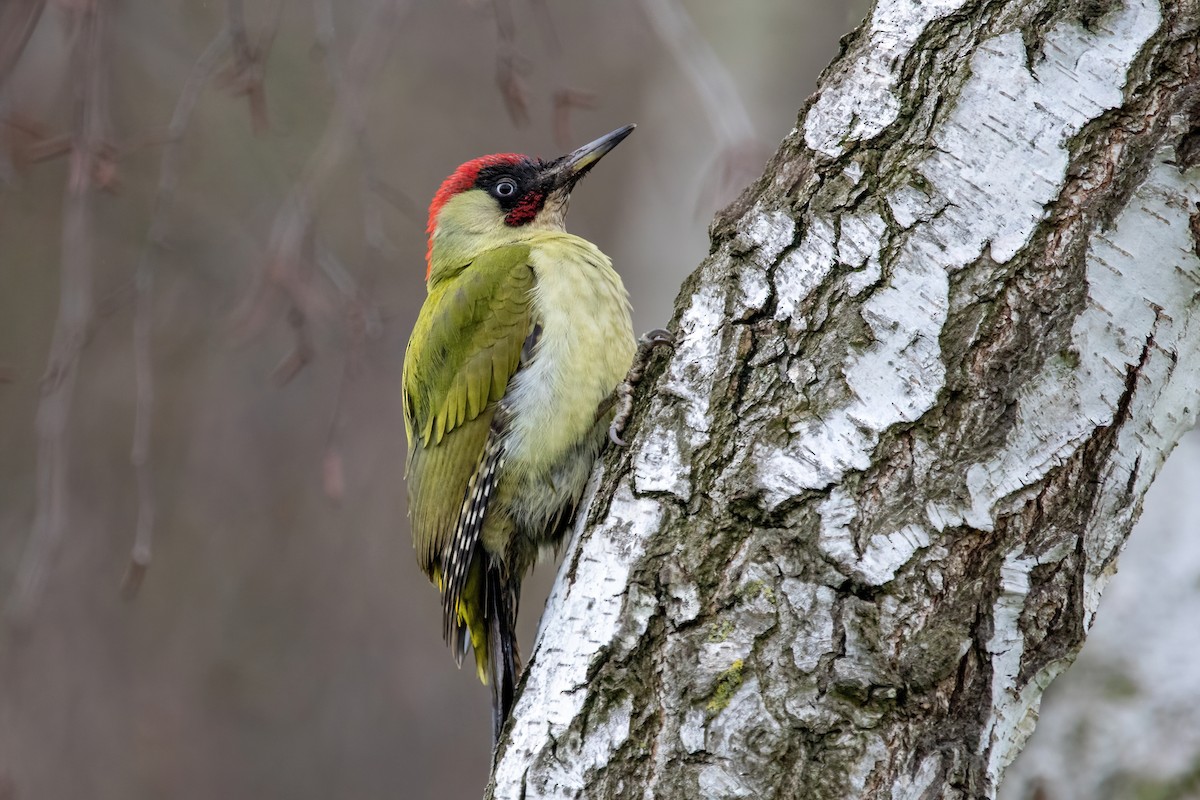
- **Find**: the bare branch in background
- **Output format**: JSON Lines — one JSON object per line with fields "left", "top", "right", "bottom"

{"left": 311, "top": 0, "right": 420, "bottom": 251}
{"left": 235, "top": 0, "right": 404, "bottom": 497}
{"left": 525, "top": 0, "right": 559, "bottom": 57}
{"left": 517, "top": 0, "right": 596, "bottom": 148}
{"left": 220, "top": 0, "right": 284, "bottom": 134}
{"left": 639, "top": 0, "right": 755, "bottom": 146}
{"left": 0, "top": 0, "right": 45, "bottom": 91}
{"left": 238, "top": 0, "right": 409, "bottom": 350}
{"left": 639, "top": 0, "right": 763, "bottom": 207}
{"left": 294, "top": 0, "right": 402, "bottom": 496}
{"left": 0, "top": 115, "right": 72, "bottom": 179}
{"left": 370, "top": 178, "right": 423, "bottom": 225}
{"left": 493, "top": 0, "right": 530, "bottom": 127}
{"left": 484, "top": 0, "right": 597, "bottom": 146}
{"left": 0, "top": 97, "right": 13, "bottom": 184}
{"left": 6, "top": 1, "right": 109, "bottom": 630}
{"left": 121, "top": 28, "right": 233, "bottom": 600}
{"left": 551, "top": 88, "right": 596, "bottom": 149}
{"left": 227, "top": 0, "right": 249, "bottom": 55}
{"left": 314, "top": 239, "right": 381, "bottom": 503}
{"left": 314, "top": 238, "right": 381, "bottom": 338}
{"left": 234, "top": 191, "right": 331, "bottom": 345}
{"left": 271, "top": 304, "right": 316, "bottom": 386}
{"left": 1, "top": 113, "right": 170, "bottom": 189}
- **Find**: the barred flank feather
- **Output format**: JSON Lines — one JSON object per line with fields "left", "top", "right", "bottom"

{"left": 442, "top": 434, "right": 505, "bottom": 657}
{"left": 438, "top": 422, "right": 520, "bottom": 741}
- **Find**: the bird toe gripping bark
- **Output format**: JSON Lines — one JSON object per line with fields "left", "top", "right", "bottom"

{"left": 607, "top": 328, "right": 674, "bottom": 447}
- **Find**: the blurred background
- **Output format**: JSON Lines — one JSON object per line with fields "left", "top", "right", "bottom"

{"left": 0, "top": 2, "right": 1195, "bottom": 799}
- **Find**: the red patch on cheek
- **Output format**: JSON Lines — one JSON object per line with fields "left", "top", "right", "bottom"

{"left": 504, "top": 191, "right": 546, "bottom": 226}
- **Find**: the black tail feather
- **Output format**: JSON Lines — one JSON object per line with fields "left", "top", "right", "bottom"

{"left": 486, "top": 564, "right": 520, "bottom": 746}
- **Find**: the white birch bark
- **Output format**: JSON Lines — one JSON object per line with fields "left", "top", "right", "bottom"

{"left": 1002, "top": 430, "right": 1200, "bottom": 799}
{"left": 490, "top": 0, "right": 1200, "bottom": 797}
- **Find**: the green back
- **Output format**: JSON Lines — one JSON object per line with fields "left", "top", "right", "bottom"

{"left": 402, "top": 244, "right": 535, "bottom": 573}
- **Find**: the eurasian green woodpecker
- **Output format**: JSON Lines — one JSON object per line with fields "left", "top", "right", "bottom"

{"left": 403, "top": 125, "right": 640, "bottom": 738}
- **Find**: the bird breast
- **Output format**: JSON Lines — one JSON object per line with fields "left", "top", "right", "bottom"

{"left": 499, "top": 234, "right": 635, "bottom": 512}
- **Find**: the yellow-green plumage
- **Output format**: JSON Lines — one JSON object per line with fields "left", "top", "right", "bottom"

{"left": 403, "top": 129, "right": 637, "bottom": 738}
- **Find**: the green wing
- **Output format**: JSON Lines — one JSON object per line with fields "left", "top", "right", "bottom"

{"left": 402, "top": 243, "right": 535, "bottom": 577}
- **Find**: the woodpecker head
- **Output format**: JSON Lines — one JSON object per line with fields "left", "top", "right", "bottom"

{"left": 425, "top": 124, "right": 635, "bottom": 279}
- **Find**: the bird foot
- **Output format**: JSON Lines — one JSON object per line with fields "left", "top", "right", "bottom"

{"left": 607, "top": 328, "right": 675, "bottom": 447}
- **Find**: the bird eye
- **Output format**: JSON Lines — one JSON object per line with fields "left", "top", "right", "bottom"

{"left": 495, "top": 178, "right": 518, "bottom": 198}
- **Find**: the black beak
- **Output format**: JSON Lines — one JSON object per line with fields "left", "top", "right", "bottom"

{"left": 546, "top": 124, "right": 635, "bottom": 192}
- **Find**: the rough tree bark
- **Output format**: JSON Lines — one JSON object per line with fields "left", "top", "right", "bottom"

{"left": 488, "top": 0, "right": 1200, "bottom": 798}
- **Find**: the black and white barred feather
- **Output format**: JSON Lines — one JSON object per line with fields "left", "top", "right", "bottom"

{"left": 442, "top": 428, "right": 506, "bottom": 661}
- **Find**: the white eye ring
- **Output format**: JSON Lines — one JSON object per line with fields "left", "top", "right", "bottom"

{"left": 495, "top": 178, "right": 517, "bottom": 197}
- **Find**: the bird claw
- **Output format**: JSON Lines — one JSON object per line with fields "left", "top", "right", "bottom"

{"left": 642, "top": 328, "right": 674, "bottom": 350}
{"left": 608, "top": 425, "right": 628, "bottom": 448}
{"left": 607, "top": 381, "right": 635, "bottom": 447}
{"left": 606, "top": 328, "right": 675, "bottom": 448}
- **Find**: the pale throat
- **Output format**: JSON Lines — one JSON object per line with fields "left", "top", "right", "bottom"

{"left": 430, "top": 190, "right": 571, "bottom": 275}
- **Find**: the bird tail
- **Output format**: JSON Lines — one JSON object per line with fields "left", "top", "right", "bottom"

{"left": 486, "top": 561, "right": 520, "bottom": 745}
{"left": 447, "top": 547, "right": 521, "bottom": 744}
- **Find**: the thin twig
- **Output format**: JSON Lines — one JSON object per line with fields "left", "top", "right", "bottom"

{"left": 6, "top": 1, "right": 108, "bottom": 630}
{"left": 0, "top": 0, "right": 46, "bottom": 91}
{"left": 288, "top": 0, "right": 404, "bottom": 495}
{"left": 639, "top": 0, "right": 762, "bottom": 207}
{"left": 493, "top": 0, "right": 530, "bottom": 127}
{"left": 314, "top": 240, "right": 379, "bottom": 504}
{"left": 526, "top": 0, "right": 561, "bottom": 57}
{"left": 516, "top": 0, "right": 596, "bottom": 148}
{"left": 370, "top": 177, "right": 423, "bottom": 223}
{"left": 0, "top": 95, "right": 12, "bottom": 184}
{"left": 17, "top": 133, "right": 71, "bottom": 165}
{"left": 638, "top": 0, "right": 754, "bottom": 146}
{"left": 311, "top": 0, "right": 418, "bottom": 251}
{"left": 1, "top": 113, "right": 175, "bottom": 183}
{"left": 227, "top": 0, "right": 250, "bottom": 59}
{"left": 236, "top": 0, "right": 409, "bottom": 359}
{"left": 315, "top": 238, "right": 381, "bottom": 333}
{"left": 221, "top": 0, "right": 284, "bottom": 133}
{"left": 122, "top": 28, "right": 233, "bottom": 599}
{"left": 271, "top": 304, "right": 315, "bottom": 386}
{"left": 552, "top": 88, "right": 597, "bottom": 150}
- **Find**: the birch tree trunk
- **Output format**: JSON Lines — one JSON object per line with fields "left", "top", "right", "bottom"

{"left": 490, "top": 0, "right": 1200, "bottom": 797}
